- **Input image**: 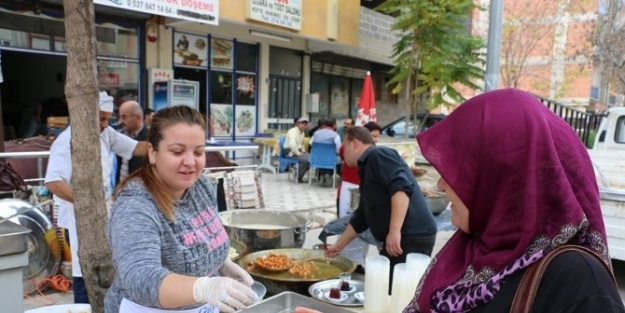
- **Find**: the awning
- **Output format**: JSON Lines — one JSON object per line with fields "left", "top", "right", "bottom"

{"left": 1, "top": 0, "right": 152, "bottom": 25}
{"left": 311, "top": 51, "right": 393, "bottom": 73}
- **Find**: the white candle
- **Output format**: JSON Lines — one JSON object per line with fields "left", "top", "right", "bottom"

{"left": 364, "top": 255, "right": 390, "bottom": 313}
{"left": 389, "top": 263, "right": 414, "bottom": 313}
{"left": 406, "top": 253, "right": 431, "bottom": 286}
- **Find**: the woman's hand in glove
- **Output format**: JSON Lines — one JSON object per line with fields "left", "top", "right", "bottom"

{"left": 193, "top": 277, "right": 257, "bottom": 313}
{"left": 220, "top": 259, "right": 254, "bottom": 287}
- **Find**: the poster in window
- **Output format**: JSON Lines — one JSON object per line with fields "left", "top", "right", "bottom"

{"left": 236, "top": 75, "right": 255, "bottom": 105}
{"left": 235, "top": 106, "right": 256, "bottom": 136}
{"left": 173, "top": 33, "right": 208, "bottom": 67}
{"left": 211, "top": 38, "right": 233, "bottom": 69}
{"left": 211, "top": 104, "right": 233, "bottom": 137}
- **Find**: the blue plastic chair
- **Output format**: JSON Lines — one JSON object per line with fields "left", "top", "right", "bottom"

{"left": 308, "top": 142, "right": 337, "bottom": 189}
{"left": 278, "top": 136, "right": 301, "bottom": 183}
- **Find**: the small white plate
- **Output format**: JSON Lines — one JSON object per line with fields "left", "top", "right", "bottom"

{"left": 323, "top": 291, "right": 348, "bottom": 303}
{"left": 25, "top": 304, "right": 91, "bottom": 313}
{"left": 354, "top": 291, "right": 364, "bottom": 303}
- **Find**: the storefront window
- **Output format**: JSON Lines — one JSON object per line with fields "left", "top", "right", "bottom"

{"left": 235, "top": 73, "right": 256, "bottom": 137}
{"left": 174, "top": 32, "right": 209, "bottom": 67}
{"left": 269, "top": 46, "right": 302, "bottom": 77}
{"left": 0, "top": 9, "right": 141, "bottom": 134}
{"left": 97, "top": 28, "right": 139, "bottom": 59}
{"left": 236, "top": 42, "right": 258, "bottom": 73}
{"left": 0, "top": 11, "right": 138, "bottom": 58}
{"left": 211, "top": 38, "right": 233, "bottom": 70}
{"left": 171, "top": 32, "right": 259, "bottom": 138}
{"left": 97, "top": 60, "right": 140, "bottom": 125}
{"left": 174, "top": 68, "right": 208, "bottom": 115}
{"left": 311, "top": 72, "right": 363, "bottom": 118}
{"left": 351, "top": 79, "right": 364, "bottom": 117}
{"left": 211, "top": 71, "right": 233, "bottom": 104}
{"left": 330, "top": 76, "right": 350, "bottom": 116}
{"left": 236, "top": 74, "right": 256, "bottom": 105}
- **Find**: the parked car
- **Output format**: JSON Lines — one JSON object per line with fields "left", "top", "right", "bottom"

{"left": 381, "top": 113, "right": 447, "bottom": 138}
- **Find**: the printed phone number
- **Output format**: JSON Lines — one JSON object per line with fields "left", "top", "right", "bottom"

{"left": 126, "top": 0, "right": 173, "bottom": 14}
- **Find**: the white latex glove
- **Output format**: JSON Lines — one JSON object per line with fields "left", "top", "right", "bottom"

{"left": 193, "top": 277, "right": 257, "bottom": 313}
{"left": 220, "top": 259, "right": 254, "bottom": 287}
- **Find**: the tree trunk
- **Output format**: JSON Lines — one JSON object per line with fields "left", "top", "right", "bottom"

{"left": 63, "top": 0, "right": 115, "bottom": 312}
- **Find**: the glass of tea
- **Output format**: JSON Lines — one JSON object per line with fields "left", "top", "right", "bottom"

{"left": 339, "top": 272, "right": 351, "bottom": 291}
{"left": 329, "top": 285, "right": 342, "bottom": 299}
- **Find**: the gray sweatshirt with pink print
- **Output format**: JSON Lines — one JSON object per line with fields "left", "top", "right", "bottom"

{"left": 104, "top": 176, "right": 229, "bottom": 313}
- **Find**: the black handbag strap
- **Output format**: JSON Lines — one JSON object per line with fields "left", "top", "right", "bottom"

{"left": 510, "top": 245, "right": 615, "bottom": 313}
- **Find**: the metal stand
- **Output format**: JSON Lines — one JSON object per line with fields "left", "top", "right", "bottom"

{"left": 0, "top": 221, "right": 31, "bottom": 313}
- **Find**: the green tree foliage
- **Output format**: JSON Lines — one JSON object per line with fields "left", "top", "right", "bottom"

{"left": 377, "top": 0, "right": 486, "bottom": 110}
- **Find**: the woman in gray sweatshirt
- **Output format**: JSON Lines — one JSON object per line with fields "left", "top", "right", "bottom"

{"left": 105, "top": 106, "right": 257, "bottom": 313}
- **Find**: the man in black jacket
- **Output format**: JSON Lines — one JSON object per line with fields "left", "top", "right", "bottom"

{"left": 326, "top": 126, "right": 437, "bottom": 290}
{"left": 116, "top": 101, "right": 149, "bottom": 184}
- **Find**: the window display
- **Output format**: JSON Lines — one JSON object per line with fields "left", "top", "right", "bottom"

{"left": 174, "top": 33, "right": 208, "bottom": 67}
{"left": 172, "top": 31, "right": 260, "bottom": 138}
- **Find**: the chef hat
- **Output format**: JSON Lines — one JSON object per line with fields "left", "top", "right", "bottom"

{"left": 99, "top": 91, "right": 114, "bottom": 113}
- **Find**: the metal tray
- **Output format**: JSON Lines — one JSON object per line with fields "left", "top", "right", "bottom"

{"left": 238, "top": 249, "right": 357, "bottom": 282}
{"left": 308, "top": 279, "right": 364, "bottom": 307}
{"left": 238, "top": 249, "right": 357, "bottom": 297}
{"left": 239, "top": 291, "right": 354, "bottom": 313}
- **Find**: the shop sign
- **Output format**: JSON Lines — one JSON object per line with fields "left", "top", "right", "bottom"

{"left": 247, "top": 0, "right": 302, "bottom": 31}
{"left": 94, "top": 0, "right": 219, "bottom": 25}
{"left": 149, "top": 68, "right": 173, "bottom": 82}
{"left": 99, "top": 73, "right": 120, "bottom": 87}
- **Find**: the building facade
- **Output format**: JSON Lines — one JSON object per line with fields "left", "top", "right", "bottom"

{"left": 0, "top": 0, "right": 403, "bottom": 142}
{"left": 472, "top": 0, "right": 622, "bottom": 108}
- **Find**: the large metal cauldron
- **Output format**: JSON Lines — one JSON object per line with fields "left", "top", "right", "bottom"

{"left": 220, "top": 210, "right": 308, "bottom": 252}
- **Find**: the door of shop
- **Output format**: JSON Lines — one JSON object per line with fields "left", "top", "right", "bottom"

{"left": 267, "top": 75, "right": 302, "bottom": 131}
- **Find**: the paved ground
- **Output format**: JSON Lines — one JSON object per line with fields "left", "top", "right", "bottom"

{"left": 23, "top": 164, "right": 625, "bottom": 310}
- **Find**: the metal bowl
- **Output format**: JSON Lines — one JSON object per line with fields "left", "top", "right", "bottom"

{"left": 229, "top": 239, "right": 248, "bottom": 262}
{"left": 422, "top": 187, "right": 449, "bottom": 215}
{"left": 238, "top": 248, "right": 357, "bottom": 296}
{"left": 424, "top": 196, "right": 448, "bottom": 215}
{"left": 220, "top": 210, "right": 308, "bottom": 252}
{"left": 0, "top": 199, "right": 61, "bottom": 295}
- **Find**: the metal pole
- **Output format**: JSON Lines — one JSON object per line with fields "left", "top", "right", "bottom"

{"left": 37, "top": 157, "right": 43, "bottom": 186}
{"left": 484, "top": 0, "right": 504, "bottom": 91}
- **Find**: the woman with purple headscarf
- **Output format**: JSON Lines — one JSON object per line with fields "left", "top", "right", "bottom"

{"left": 404, "top": 89, "right": 624, "bottom": 313}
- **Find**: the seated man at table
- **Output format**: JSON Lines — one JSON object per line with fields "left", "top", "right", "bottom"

{"left": 307, "top": 117, "right": 325, "bottom": 138}
{"left": 284, "top": 116, "right": 310, "bottom": 182}
{"left": 310, "top": 116, "right": 341, "bottom": 183}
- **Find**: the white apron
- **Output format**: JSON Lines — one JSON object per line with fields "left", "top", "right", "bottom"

{"left": 337, "top": 181, "right": 369, "bottom": 265}
{"left": 67, "top": 198, "right": 113, "bottom": 277}
{"left": 338, "top": 181, "right": 358, "bottom": 218}
{"left": 120, "top": 298, "right": 217, "bottom": 313}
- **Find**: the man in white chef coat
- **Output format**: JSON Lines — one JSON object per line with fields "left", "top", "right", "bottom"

{"left": 44, "top": 91, "right": 148, "bottom": 303}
